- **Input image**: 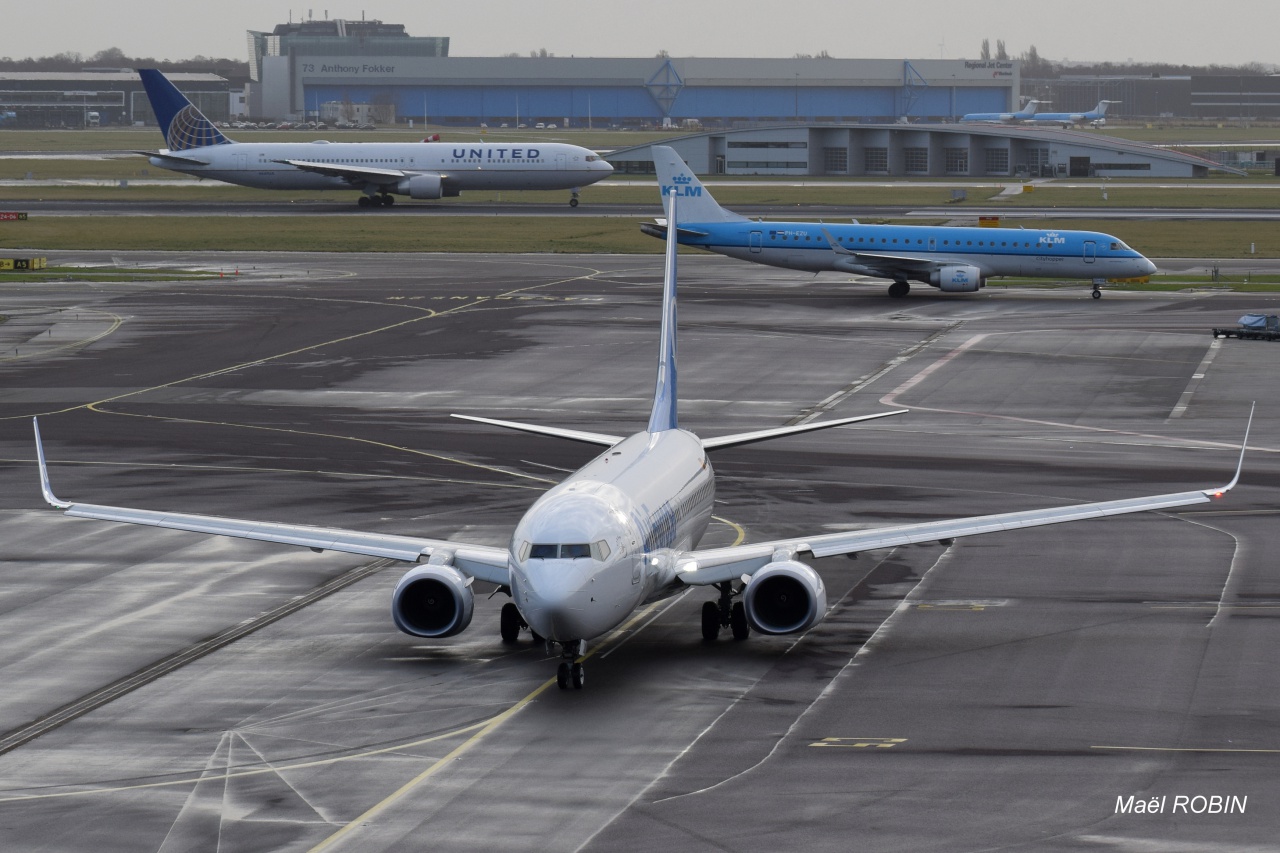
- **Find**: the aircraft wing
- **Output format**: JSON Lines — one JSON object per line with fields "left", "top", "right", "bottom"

{"left": 276, "top": 159, "right": 410, "bottom": 184}
{"left": 821, "top": 227, "right": 965, "bottom": 274}
{"left": 677, "top": 411, "right": 1251, "bottom": 587}
{"left": 32, "top": 419, "right": 510, "bottom": 585}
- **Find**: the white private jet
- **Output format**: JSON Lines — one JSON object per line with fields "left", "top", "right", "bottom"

{"left": 34, "top": 191, "right": 1249, "bottom": 690}
{"left": 137, "top": 69, "right": 613, "bottom": 208}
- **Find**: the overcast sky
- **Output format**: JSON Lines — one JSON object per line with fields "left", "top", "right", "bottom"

{"left": 7, "top": 1, "right": 1276, "bottom": 68}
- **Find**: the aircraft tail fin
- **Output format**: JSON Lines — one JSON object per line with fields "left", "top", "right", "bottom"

{"left": 138, "top": 69, "right": 231, "bottom": 151}
{"left": 647, "top": 188, "right": 681, "bottom": 433}
{"left": 651, "top": 146, "right": 747, "bottom": 225}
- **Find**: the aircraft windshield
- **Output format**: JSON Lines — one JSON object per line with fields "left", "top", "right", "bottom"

{"left": 525, "top": 541, "right": 612, "bottom": 561}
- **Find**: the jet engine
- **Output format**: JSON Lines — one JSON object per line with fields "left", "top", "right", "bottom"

{"left": 930, "top": 264, "right": 984, "bottom": 292}
{"left": 397, "top": 173, "right": 444, "bottom": 200}
{"left": 742, "top": 560, "right": 827, "bottom": 635}
{"left": 391, "top": 565, "right": 474, "bottom": 638}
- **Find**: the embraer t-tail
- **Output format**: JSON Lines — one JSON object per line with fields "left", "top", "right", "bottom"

{"left": 643, "top": 146, "right": 1156, "bottom": 298}
{"left": 33, "top": 193, "right": 1249, "bottom": 690}
{"left": 135, "top": 69, "right": 612, "bottom": 208}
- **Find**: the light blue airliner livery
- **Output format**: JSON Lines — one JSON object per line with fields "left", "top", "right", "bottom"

{"left": 961, "top": 99, "right": 1045, "bottom": 123}
{"left": 643, "top": 146, "right": 1156, "bottom": 298}
{"left": 136, "top": 69, "right": 613, "bottom": 207}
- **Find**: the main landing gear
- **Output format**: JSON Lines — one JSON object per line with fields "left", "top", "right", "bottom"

{"left": 499, "top": 602, "right": 543, "bottom": 644}
{"left": 887, "top": 279, "right": 910, "bottom": 298}
{"left": 701, "top": 581, "right": 750, "bottom": 641}
{"left": 555, "top": 639, "right": 588, "bottom": 690}
{"left": 357, "top": 193, "right": 395, "bottom": 208}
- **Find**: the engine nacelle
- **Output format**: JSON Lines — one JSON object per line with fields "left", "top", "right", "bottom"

{"left": 391, "top": 565, "right": 474, "bottom": 638}
{"left": 397, "top": 173, "right": 444, "bottom": 200}
{"left": 930, "top": 264, "right": 984, "bottom": 292}
{"left": 742, "top": 560, "right": 827, "bottom": 635}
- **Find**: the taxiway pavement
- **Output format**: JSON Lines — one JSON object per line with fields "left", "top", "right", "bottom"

{"left": 0, "top": 253, "right": 1277, "bottom": 851}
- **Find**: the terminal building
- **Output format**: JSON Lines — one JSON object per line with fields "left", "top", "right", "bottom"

{"left": 607, "top": 124, "right": 1236, "bottom": 178}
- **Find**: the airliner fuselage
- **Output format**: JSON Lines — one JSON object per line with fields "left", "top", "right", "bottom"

{"left": 151, "top": 141, "right": 613, "bottom": 195}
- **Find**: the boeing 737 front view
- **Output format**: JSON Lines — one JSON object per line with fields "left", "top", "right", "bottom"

{"left": 34, "top": 189, "right": 1248, "bottom": 690}
{"left": 642, "top": 147, "right": 1156, "bottom": 298}
{"left": 136, "top": 69, "right": 613, "bottom": 207}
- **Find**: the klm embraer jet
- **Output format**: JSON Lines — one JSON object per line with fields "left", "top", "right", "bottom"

{"left": 136, "top": 69, "right": 613, "bottom": 207}
{"left": 642, "top": 146, "right": 1156, "bottom": 298}
{"left": 33, "top": 191, "right": 1247, "bottom": 690}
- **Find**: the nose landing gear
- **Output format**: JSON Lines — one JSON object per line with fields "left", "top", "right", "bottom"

{"left": 555, "top": 639, "right": 588, "bottom": 690}
{"left": 569, "top": 188, "right": 580, "bottom": 208}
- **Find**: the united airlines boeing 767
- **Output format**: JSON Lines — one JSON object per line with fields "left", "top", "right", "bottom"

{"left": 642, "top": 146, "right": 1156, "bottom": 298}
{"left": 136, "top": 69, "right": 612, "bottom": 207}
{"left": 34, "top": 191, "right": 1247, "bottom": 690}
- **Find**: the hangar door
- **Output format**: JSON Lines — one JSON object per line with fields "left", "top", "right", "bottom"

{"left": 1069, "top": 156, "right": 1091, "bottom": 177}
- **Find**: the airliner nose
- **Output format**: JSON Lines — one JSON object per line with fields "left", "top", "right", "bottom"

{"left": 1143, "top": 257, "right": 1158, "bottom": 275}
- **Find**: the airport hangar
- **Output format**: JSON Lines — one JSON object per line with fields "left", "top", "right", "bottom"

{"left": 254, "top": 52, "right": 1021, "bottom": 127}
{"left": 605, "top": 124, "right": 1239, "bottom": 178}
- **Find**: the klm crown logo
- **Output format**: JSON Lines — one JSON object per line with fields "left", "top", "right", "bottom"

{"left": 661, "top": 173, "right": 702, "bottom": 197}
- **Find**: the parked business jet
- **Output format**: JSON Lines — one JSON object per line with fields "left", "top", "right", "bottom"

{"left": 136, "top": 69, "right": 613, "bottom": 207}
{"left": 641, "top": 147, "right": 1156, "bottom": 298}
{"left": 1027, "top": 100, "right": 1119, "bottom": 128}
{"left": 960, "top": 99, "right": 1045, "bottom": 123}
{"left": 33, "top": 191, "right": 1247, "bottom": 690}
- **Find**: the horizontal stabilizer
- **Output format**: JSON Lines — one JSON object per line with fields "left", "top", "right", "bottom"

{"left": 134, "top": 150, "right": 210, "bottom": 167}
{"left": 450, "top": 414, "right": 623, "bottom": 447}
{"left": 702, "top": 409, "right": 906, "bottom": 451}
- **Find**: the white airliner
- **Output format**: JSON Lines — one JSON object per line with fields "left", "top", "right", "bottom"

{"left": 136, "top": 69, "right": 613, "bottom": 207}
{"left": 960, "top": 99, "right": 1045, "bottom": 123}
{"left": 33, "top": 191, "right": 1248, "bottom": 690}
{"left": 1026, "top": 100, "right": 1119, "bottom": 128}
{"left": 643, "top": 147, "right": 1156, "bottom": 298}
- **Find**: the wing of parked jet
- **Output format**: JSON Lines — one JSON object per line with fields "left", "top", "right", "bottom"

{"left": 677, "top": 407, "right": 1252, "bottom": 586}
{"left": 32, "top": 418, "right": 511, "bottom": 585}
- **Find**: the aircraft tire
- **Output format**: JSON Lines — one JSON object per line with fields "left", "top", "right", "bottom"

{"left": 731, "top": 601, "right": 750, "bottom": 640}
{"left": 1092, "top": 289, "right": 1102, "bottom": 299}
{"left": 557, "top": 662, "right": 571, "bottom": 690}
{"left": 381, "top": 194, "right": 395, "bottom": 207}
{"left": 500, "top": 602, "right": 521, "bottom": 643}
{"left": 888, "top": 281, "right": 910, "bottom": 298}
{"left": 701, "top": 601, "right": 721, "bottom": 641}
{"left": 357, "top": 196, "right": 372, "bottom": 208}
{"left": 569, "top": 197, "right": 579, "bottom": 208}
{"left": 571, "top": 662, "right": 586, "bottom": 689}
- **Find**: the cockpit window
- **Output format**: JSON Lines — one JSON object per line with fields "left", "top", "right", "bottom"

{"left": 1110, "top": 241, "right": 1128, "bottom": 251}
{"left": 526, "top": 542, "right": 612, "bottom": 561}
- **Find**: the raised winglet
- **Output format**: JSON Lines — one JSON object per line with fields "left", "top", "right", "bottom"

{"left": 1202, "top": 402, "right": 1253, "bottom": 498}
{"left": 32, "top": 418, "right": 71, "bottom": 509}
